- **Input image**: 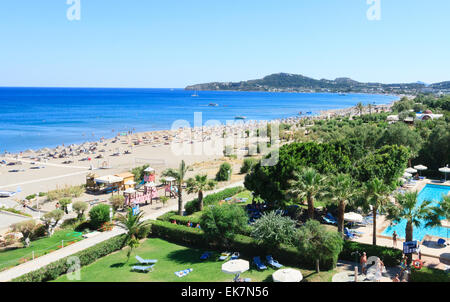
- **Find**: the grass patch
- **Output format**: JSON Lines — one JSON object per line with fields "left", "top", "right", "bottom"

{"left": 0, "top": 229, "right": 82, "bottom": 271}
{"left": 53, "top": 238, "right": 334, "bottom": 282}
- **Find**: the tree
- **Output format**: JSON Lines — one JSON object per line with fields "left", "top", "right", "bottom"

{"left": 11, "top": 220, "right": 36, "bottom": 247}
{"left": 186, "top": 174, "right": 217, "bottom": 211}
{"left": 89, "top": 204, "right": 111, "bottom": 229}
{"left": 286, "top": 167, "right": 327, "bottom": 219}
{"left": 59, "top": 198, "right": 72, "bottom": 214}
{"left": 162, "top": 160, "right": 188, "bottom": 215}
{"left": 363, "top": 178, "right": 391, "bottom": 245}
{"left": 433, "top": 195, "right": 450, "bottom": 223}
{"left": 326, "top": 173, "right": 357, "bottom": 235}
{"left": 356, "top": 102, "right": 364, "bottom": 116}
{"left": 353, "top": 144, "right": 410, "bottom": 186}
{"left": 297, "top": 220, "right": 343, "bottom": 273}
{"left": 72, "top": 201, "right": 88, "bottom": 221}
{"left": 41, "top": 209, "right": 64, "bottom": 236}
{"left": 116, "top": 208, "right": 150, "bottom": 262}
{"left": 250, "top": 211, "right": 297, "bottom": 251}
{"left": 378, "top": 123, "right": 423, "bottom": 166}
{"left": 216, "top": 162, "right": 232, "bottom": 181}
{"left": 110, "top": 195, "right": 125, "bottom": 211}
{"left": 245, "top": 142, "right": 352, "bottom": 205}
{"left": 386, "top": 191, "right": 440, "bottom": 265}
{"left": 200, "top": 204, "right": 248, "bottom": 248}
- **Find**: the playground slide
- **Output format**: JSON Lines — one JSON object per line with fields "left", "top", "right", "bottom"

{"left": 135, "top": 180, "right": 146, "bottom": 190}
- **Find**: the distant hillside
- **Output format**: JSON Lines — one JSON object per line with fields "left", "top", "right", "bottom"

{"left": 185, "top": 73, "right": 450, "bottom": 95}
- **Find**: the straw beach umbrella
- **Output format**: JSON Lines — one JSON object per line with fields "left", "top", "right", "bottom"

{"left": 439, "top": 166, "right": 450, "bottom": 181}
{"left": 222, "top": 259, "right": 249, "bottom": 280}
{"left": 272, "top": 268, "right": 303, "bottom": 282}
{"left": 413, "top": 165, "right": 427, "bottom": 177}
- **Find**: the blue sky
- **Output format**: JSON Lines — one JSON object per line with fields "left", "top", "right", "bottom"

{"left": 0, "top": 0, "right": 449, "bottom": 88}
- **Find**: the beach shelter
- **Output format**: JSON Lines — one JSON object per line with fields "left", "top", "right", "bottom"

{"left": 222, "top": 260, "right": 249, "bottom": 280}
{"left": 272, "top": 268, "right": 303, "bottom": 282}
{"left": 94, "top": 175, "right": 123, "bottom": 184}
{"left": 439, "top": 166, "right": 450, "bottom": 181}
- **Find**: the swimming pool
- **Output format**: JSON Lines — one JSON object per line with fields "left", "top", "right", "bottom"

{"left": 382, "top": 184, "right": 450, "bottom": 241}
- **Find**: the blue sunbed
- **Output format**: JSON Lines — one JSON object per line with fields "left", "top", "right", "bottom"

{"left": 323, "top": 217, "right": 337, "bottom": 225}
{"left": 136, "top": 255, "right": 158, "bottom": 264}
{"left": 200, "top": 252, "right": 211, "bottom": 260}
{"left": 437, "top": 238, "right": 446, "bottom": 247}
{"left": 132, "top": 265, "right": 154, "bottom": 273}
{"left": 253, "top": 256, "right": 267, "bottom": 270}
{"left": 266, "top": 255, "right": 283, "bottom": 268}
{"left": 344, "top": 229, "right": 356, "bottom": 240}
{"left": 230, "top": 252, "right": 240, "bottom": 260}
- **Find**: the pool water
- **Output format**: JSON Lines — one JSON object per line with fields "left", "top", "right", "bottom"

{"left": 382, "top": 184, "right": 450, "bottom": 241}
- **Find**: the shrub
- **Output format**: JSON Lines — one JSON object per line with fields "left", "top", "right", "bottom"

{"left": 89, "top": 204, "right": 111, "bottom": 229}
{"left": 157, "top": 212, "right": 201, "bottom": 226}
{"left": 200, "top": 204, "right": 248, "bottom": 248}
{"left": 184, "top": 186, "right": 245, "bottom": 215}
{"left": 110, "top": 195, "right": 125, "bottom": 211}
{"left": 240, "top": 158, "right": 257, "bottom": 174}
{"left": 250, "top": 211, "right": 297, "bottom": 250}
{"left": 136, "top": 224, "right": 152, "bottom": 239}
{"left": 410, "top": 267, "right": 450, "bottom": 282}
{"left": 339, "top": 240, "right": 402, "bottom": 267}
{"left": 131, "top": 164, "right": 149, "bottom": 183}
{"left": 31, "top": 224, "right": 47, "bottom": 240}
{"left": 215, "top": 162, "right": 232, "bottom": 181}
{"left": 159, "top": 196, "right": 169, "bottom": 207}
{"left": 11, "top": 220, "right": 37, "bottom": 247}
{"left": 41, "top": 209, "right": 64, "bottom": 236}
{"left": 25, "top": 194, "right": 36, "bottom": 200}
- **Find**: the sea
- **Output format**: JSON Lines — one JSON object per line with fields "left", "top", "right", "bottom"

{"left": 0, "top": 87, "right": 398, "bottom": 153}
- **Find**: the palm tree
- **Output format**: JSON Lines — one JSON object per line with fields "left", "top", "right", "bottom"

{"left": 162, "top": 160, "right": 188, "bottom": 215}
{"left": 356, "top": 102, "right": 364, "bottom": 116}
{"left": 116, "top": 208, "right": 149, "bottom": 262}
{"left": 326, "top": 173, "right": 356, "bottom": 235}
{"left": 368, "top": 103, "right": 373, "bottom": 115}
{"left": 186, "top": 174, "right": 217, "bottom": 211}
{"left": 386, "top": 191, "right": 440, "bottom": 264}
{"left": 287, "top": 167, "right": 327, "bottom": 219}
{"left": 364, "top": 178, "right": 391, "bottom": 245}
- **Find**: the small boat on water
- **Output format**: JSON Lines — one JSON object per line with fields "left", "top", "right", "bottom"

{"left": 235, "top": 116, "right": 246, "bottom": 120}
{"left": 208, "top": 103, "right": 219, "bottom": 107}
{"left": 191, "top": 91, "right": 199, "bottom": 97}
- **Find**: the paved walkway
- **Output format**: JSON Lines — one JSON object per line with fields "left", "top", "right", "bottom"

{"left": 0, "top": 181, "right": 244, "bottom": 282}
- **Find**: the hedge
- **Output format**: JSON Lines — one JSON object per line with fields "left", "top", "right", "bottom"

{"left": 150, "top": 220, "right": 336, "bottom": 271}
{"left": 157, "top": 213, "right": 201, "bottom": 226}
{"left": 12, "top": 234, "right": 126, "bottom": 282}
{"left": 339, "top": 240, "right": 402, "bottom": 267}
{"left": 184, "top": 186, "right": 245, "bottom": 215}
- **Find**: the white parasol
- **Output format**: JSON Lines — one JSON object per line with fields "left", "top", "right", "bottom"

{"left": 344, "top": 212, "right": 363, "bottom": 223}
{"left": 272, "top": 268, "right": 303, "bottom": 282}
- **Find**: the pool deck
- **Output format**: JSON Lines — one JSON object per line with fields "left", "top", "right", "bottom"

{"left": 350, "top": 179, "right": 450, "bottom": 270}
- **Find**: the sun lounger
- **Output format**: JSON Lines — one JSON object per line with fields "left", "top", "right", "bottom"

{"left": 136, "top": 255, "right": 158, "bottom": 264}
{"left": 266, "top": 255, "right": 283, "bottom": 268}
{"left": 437, "top": 238, "right": 446, "bottom": 247}
{"left": 230, "top": 252, "right": 240, "bottom": 260}
{"left": 200, "top": 252, "right": 211, "bottom": 260}
{"left": 219, "top": 252, "right": 231, "bottom": 261}
{"left": 253, "top": 256, "right": 267, "bottom": 270}
{"left": 345, "top": 227, "right": 364, "bottom": 237}
{"left": 132, "top": 265, "right": 154, "bottom": 273}
{"left": 323, "top": 217, "right": 337, "bottom": 225}
{"left": 175, "top": 268, "right": 193, "bottom": 277}
{"left": 344, "top": 229, "right": 357, "bottom": 240}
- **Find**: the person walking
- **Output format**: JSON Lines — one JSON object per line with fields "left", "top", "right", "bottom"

{"left": 392, "top": 231, "right": 398, "bottom": 248}
{"left": 360, "top": 252, "right": 367, "bottom": 275}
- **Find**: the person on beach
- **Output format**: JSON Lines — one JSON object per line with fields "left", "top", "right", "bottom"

{"left": 393, "top": 231, "right": 398, "bottom": 248}
{"left": 360, "top": 252, "right": 367, "bottom": 274}
{"left": 392, "top": 274, "right": 400, "bottom": 282}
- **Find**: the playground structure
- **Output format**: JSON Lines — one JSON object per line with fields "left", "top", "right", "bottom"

{"left": 124, "top": 166, "right": 160, "bottom": 207}
{"left": 162, "top": 176, "right": 178, "bottom": 198}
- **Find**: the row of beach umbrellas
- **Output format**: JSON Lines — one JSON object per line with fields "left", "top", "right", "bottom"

{"left": 221, "top": 259, "right": 303, "bottom": 282}
{"left": 402, "top": 164, "right": 450, "bottom": 181}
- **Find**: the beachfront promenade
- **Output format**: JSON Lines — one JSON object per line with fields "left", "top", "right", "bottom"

{"left": 0, "top": 181, "right": 244, "bottom": 282}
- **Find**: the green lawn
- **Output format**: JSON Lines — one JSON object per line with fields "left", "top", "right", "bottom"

{"left": 0, "top": 229, "right": 82, "bottom": 271}
{"left": 54, "top": 238, "right": 335, "bottom": 282}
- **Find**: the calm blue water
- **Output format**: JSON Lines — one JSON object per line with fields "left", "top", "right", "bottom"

{"left": 382, "top": 184, "right": 450, "bottom": 241}
{"left": 0, "top": 87, "right": 397, "bottom": 153}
